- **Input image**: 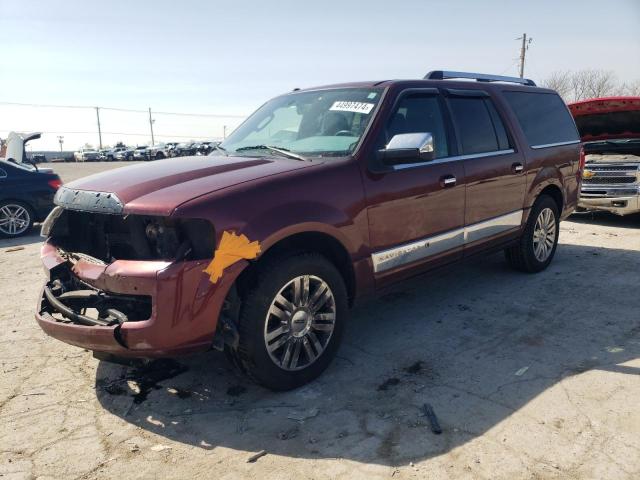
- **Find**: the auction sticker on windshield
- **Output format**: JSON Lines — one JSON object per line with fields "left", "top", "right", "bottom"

{"left": 330, "top": 101, "right": 375, "bottom": 114}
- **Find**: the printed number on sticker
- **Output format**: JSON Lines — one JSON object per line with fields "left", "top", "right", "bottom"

{"left": 330, "top": 101, "right": 375, "bottom": 114}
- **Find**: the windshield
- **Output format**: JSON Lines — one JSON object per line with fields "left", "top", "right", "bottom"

{"left": 221, "top": 87, "right": 383, "bottom": 158}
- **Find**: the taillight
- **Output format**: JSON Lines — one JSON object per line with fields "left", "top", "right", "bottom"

{"left": 48, "top": 178, "right": 62, "bottom": 190}
{"left": 578, "top": 146, "right": 586, "bottom": 173}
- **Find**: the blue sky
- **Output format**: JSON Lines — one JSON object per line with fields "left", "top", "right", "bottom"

{"left": 1, "top": 0, "right": 639, "bottom": 149}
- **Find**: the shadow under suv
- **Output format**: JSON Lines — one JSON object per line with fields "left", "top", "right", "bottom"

{"left": 36, "top": 71, "right": 583, "bottom": 390}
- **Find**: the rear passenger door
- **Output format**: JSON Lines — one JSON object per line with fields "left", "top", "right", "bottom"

{"left": 444, "top": 90, "right": 526, "bottom": 253}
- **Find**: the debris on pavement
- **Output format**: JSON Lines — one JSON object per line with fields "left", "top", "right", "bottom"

{"left": 246, "top": 450, "right": 268, "bottom": 463}
{"left": 150, "top": 444, "right": 172, "bottom": 452}
{"left": 377, "top": 377, "right": 400, "bottom": 391}
{"left": 421, "top": 403, "right": 442, "bottom": 435}
{"left": 287, "top": 407, "right": 319, "bottom": 422}
{"left": 278, "top": 426, "right": 299, "bottom": 440}
{"left": 515, "top": 366, "right": 530, "bottom": 376}
{"left": 403, "top": 361, "right": 423, "bottom": 374}
{"left": 4, "top": 246, "right": 25, "bottom": 253}
{"left": 125, "top": 440, "right": 140, "bottom": 453}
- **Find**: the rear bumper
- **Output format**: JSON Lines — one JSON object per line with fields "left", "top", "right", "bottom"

{"left": 35, "top": 241, "right": 245, "bottom": 357}
{"left": 579, "top": 187, "right": 640, "bottom": 215}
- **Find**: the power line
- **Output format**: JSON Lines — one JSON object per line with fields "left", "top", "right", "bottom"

{"left": 0, "top": 101, "right": 247, "bottom": 118}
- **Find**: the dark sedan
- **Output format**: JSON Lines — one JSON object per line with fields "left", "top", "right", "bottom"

{"left": 0, "top": 160, "right": 62, "bottom": 237}
{"left": 175, "top": 142, "right": 197, "bottom": 156}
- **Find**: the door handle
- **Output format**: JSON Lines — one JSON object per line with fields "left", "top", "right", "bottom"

{"left": 440, "top": 175, "right": 456, "bottom": 188}
{"left": 512, "top": 162, "right": 524, "bottom": 173}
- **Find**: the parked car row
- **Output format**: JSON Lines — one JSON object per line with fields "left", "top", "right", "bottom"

{"left": 77, "top": 141, "right": 221, "bottom": 162}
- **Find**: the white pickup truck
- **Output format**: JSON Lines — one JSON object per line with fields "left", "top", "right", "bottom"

{"left": 569, "top": 97, "right": 640, "bottom": 216}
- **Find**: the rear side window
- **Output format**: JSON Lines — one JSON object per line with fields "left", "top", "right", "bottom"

{"left": 448, "top": 97, "right": 510, "bottom": 155}
{"left": 503, "top": 91, "right": 579, "bottom": 147}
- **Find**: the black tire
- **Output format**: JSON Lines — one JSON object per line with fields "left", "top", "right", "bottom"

{"left": 155, "top": 152, "right": 164, "bottom": 160}
{"left": 505, "top": 195, "right": 560, "bottom": 273}
{"left": 0, "top": 200, "right": 34, "bottom": 238}
{"left": 233, "top": 252, "right": 348, "bottom": 391}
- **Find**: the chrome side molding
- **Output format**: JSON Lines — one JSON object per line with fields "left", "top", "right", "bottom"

{"left": 372, "top": 209, "right": 524, "bottom": 273}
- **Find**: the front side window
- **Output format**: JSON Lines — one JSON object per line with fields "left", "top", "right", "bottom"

{"left": 384, "top": 94, "right": 449, "bottom": 158}
{"left": 222, "top": 88, "right": 383, "bottom": 158}
{"left": 503, "top": 91, "right": 579, "bottom": 147}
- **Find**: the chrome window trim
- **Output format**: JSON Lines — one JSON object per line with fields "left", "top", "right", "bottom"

{"left": 391, "top": 149, "right": 515, "bottom": 171}
{"left": 530, "top": 140, "right": 580, "bottom": 149}
{"left": 372, "top": 209, "right": 524, "bottom": 273}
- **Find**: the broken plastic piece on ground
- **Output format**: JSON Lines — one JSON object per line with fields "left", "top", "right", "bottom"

{"left": 246, "top": 450, "right": 267, "bottom": 463}
{"left": 204, "top": 231, "right": 261, "bottom": 284}
{"left": 422, "top": 403, "right": 442, "bottom": 434}
{"left": 287, "top": 407, "right": 319, "bottom": 422}
{"left": 515, "top": 366, "right": 530, "bottom": 376}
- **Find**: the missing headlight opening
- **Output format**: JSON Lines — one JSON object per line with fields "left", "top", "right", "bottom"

{"left": 46, "top": 209, "right": 214, "bottom": 263}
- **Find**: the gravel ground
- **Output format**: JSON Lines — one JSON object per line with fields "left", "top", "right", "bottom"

{"left": 1, "top": 162, "right": 639, "bottom": 479}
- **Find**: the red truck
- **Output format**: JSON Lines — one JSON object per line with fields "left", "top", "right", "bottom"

{"left": 36, "top": 71, "right": 582, "bottom": 390}
{"left": 569, "top": 96, "right": 640, "bottom": 215}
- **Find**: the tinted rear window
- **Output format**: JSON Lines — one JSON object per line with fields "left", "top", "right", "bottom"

{"left": 448, "top": 97, "right": 499, "bottom": 155}
{"left": 504, "top": 91, "right": 579, "bottom": 147}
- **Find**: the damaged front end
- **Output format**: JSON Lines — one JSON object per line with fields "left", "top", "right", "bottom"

{"left": 35, "top": 187, "right": 239, "bottom": 357}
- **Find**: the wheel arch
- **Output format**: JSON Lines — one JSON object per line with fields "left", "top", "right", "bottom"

{"left": 236, "top": 227, "right": 357, "bottom": 307}
{"left": 538, "top": 184, "right": 564, "bottom": 213}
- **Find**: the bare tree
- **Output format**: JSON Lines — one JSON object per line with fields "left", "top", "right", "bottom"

{"left": 541, "top": 69, "right": 631, "bottom": 102}
{"left": 541, "top": 71, "right": 572, "bottom": 99}
{"left": 621, "top": 80, "right": 640, "bottom": 96}
{"left": 583, "top": 70, "right": 618, "bottom": 98}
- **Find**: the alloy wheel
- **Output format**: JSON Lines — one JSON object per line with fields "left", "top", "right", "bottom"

{"left": 532, "top": 207, "right": 556, "bottom": 262}
{"left": 263, "top": 275, "right": 336, "bottom": 371}
{"left": 0, "top": 204, "right": 31, "bottom": 236}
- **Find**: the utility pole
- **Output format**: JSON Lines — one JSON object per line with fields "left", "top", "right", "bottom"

{"left": 517, "top": 33, "right": 533, "bottom": 78}
{"left": 95, "top": 107, "right": 103, "bottom": 149}
{"left": 57, "top": 135, "right": 64, "bottom": 152}
{"left": 148, "top": 107, "right": 155, "bottom": 145}
{"left": 223, "top": 125, "right": 227, "bottom": 139}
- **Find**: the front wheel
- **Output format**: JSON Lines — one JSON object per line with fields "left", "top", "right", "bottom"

{"left": 505, "top": 195, "right": 560, "bottom": 273}
{"left": 234, "top": 253, "right": 348, "bottom": 391}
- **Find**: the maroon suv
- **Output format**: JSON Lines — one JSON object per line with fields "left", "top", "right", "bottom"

{"left": 36, "top": 71, "right": 582, "bottom": 390}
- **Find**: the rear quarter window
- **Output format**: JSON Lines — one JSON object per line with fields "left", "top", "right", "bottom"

{"left": 503, "top": 91, "right": 579, "bottom": 147}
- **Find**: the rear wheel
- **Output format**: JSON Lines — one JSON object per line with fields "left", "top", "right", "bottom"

{"left": 233, "top": 253, "right": 348, "bottom": 391}
{"left": 505, "top": 195, "right": 559, "bottom": 273}
{"left": 0, "top": 201, "right": 34, "bottom": 237}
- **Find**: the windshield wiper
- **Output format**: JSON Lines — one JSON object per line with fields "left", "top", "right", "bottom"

{"left": 212, "top": 144, "right": 228, "bottom": 155}
{"left": 234, "top": 145, "right": 309, "bottom": 162}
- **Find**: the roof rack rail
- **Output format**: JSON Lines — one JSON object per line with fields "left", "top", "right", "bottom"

{"left": 424, "top": 70, "right": 536, "bottom": 87}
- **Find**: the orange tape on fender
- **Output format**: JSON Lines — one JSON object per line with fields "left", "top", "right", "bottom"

{"left": 203, "top": 231, "right": 261, "bottom": 284}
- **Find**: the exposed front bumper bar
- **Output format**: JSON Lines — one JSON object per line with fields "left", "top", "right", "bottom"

{"left": 579, "top": 186, "right": 640, "bottom": 215}
{"left": 35, "top": 241, "right": 246, "bottom": 357}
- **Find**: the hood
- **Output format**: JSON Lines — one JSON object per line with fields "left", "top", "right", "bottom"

{"left": 61, "top": 154, "right": 314, "bottom": 216}
{"left": 568, "top": 97, "right": 640, "bottom": 142}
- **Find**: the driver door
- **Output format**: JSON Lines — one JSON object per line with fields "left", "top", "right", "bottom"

{"left": 362, "top": 89, "right": 466, "bottom": 287}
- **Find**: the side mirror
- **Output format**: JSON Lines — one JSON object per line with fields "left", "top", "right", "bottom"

{"left": 377, "top": 132, "right": 435, "bottom": 165}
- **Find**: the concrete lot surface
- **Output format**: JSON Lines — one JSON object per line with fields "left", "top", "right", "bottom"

{"left": 1, "top": 161, "right": 639, "bottom": 479}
